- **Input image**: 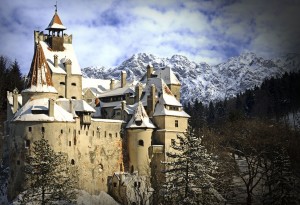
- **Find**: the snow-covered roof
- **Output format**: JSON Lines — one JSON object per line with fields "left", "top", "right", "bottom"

{"left": 82, "top": 78, "right": 114, "bottom": 95}
{"left": 113, "top": 102, "right": 136, "bottom": 115}
{"left": 13, "top": 98, "right": 75, "bottom": 122}
{"left": 98, "top": 82, "right": 136, "bottom": 98}
{"left": 100, "top": 101, "right": 122, "bottom": 108}
{"left": 40, "top": 41, "right": 82, "bottom": 75}
{"left": 56, "top": 98, "right": 95, "bottom": 113}
{"left": 23, "top": 43, "right": 57, "bottom": 94}
{"left": 126, "top": 102, "right": 155, "bottom": 129}
{"left": 153, "top": 102, "right": 190, "bottom": 118}
{"left": 46, "top": 12, "right": 66, "bottom": 30}
{"left": 160, "top": 84, "right": 182, "bottom": 106}
{"left": 91, "top": 118, "right": 124, "bottom": 123}
{"left": 154, "top": 66, "right": 181, "bottom": 85}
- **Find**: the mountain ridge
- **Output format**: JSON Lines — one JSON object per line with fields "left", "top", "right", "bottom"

{"left": 81, "top": 52, "right": 300, "bottom": 105}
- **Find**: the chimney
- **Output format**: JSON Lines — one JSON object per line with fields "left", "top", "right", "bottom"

{"left": 135, "top": 83, "right": 143, "bottom": 103}
{"left": 65, "top": 59, "right": 72, "bottom": 75}
{"left": 147, "top": 84, "right": 156, "bottom": 116}
{"left": 121, "top": 101, "right": 126, "bottom": 120}
{"left": 147, "top": 63, "right": 153, "bottom": 80}
{"left": 110, "top": 79, "right": 115, "bottom": 90}
{"left": 121, "top": 71, "right": 126, "bottom": 88}
{"left": 12, "top": 88, "right": 19, "bottom": 114}
{"left": 48, "top": 98, "right": 55, "bottom": 117}
{"left": 54, "top": 55, "right": 58, "bottom": 67}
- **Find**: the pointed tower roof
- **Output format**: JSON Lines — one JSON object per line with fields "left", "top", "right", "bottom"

{"left": 23, "top": 43, "right": 57, "bottom": 93}
{"left": 46, "top": 11, "right": 66, "bottom": 30}
{"left": 126, "top": 102, "right": 155, "bottom": 129}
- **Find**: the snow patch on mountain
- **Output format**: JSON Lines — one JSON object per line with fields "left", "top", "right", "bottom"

{"left": 82, "top": 52, "right": 300, "bottom": 105}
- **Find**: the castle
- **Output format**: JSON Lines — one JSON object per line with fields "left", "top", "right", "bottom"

{"left": 5, "top": 9, "right": 189, "bottom": 203}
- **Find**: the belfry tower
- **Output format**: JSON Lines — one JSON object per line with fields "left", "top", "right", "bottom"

{"left": 45, "top": 5, "right": 66, "bottom": 51}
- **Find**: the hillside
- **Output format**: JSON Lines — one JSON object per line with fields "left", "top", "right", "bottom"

{"left": 82, "top": 52, "right": 300, "bottom": 105}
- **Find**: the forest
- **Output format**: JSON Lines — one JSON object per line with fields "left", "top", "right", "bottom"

{"left": 182, "top": 71, "right": 300, "bottom": 204}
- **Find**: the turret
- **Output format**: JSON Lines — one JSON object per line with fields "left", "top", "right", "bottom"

{"left": 126, "top": 102, "right": 155, "bottom": 175}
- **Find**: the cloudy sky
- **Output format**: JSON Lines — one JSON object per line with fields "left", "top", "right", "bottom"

{"left": 0, "top": 0, "right": 300, "bottom": 74}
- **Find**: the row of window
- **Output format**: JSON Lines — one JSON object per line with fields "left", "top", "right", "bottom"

{"left": 59, "top": 82, "right": 77, "bottom": 86}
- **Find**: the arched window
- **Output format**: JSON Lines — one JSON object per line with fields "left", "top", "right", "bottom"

{"left": 138, "top": 140, "right": 144, "bottom": 146}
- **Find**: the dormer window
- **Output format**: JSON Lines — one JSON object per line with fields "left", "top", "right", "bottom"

{"left": 135, "top": 120, "right": 142, "bottom": 126}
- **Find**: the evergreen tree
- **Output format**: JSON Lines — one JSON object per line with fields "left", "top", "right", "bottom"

{"left": 262, "top": 147, "right": 297, "bottom": 205}
{"left": 7, "top": 59, "right": 24, "bottom": 92}
{"left": 0, "top": 55, "right": 9, "bottom": 110}
{"left": 21, "top": 135, "right": 77, "bottom": 205}
{"left": 162, "top": 125, "right": 224, "bottom": 205}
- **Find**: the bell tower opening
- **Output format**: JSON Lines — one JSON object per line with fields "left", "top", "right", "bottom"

{"left": 45, "top": 3, "right": 66, "bottom": 51}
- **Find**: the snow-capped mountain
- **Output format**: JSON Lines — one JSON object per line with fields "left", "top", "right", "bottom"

{"left": 81, "top": 52, "right": 300, "bottom": 105}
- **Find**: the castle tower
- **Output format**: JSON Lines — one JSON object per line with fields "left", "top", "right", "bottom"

{"left": 22, "top": 42, "right": 58, "bottom": 104}
{"left": 32, "top": 8, "right": 82, "bottom": 100}
{"left": 126, "top": 102, "right": 155, "bottom": 175}
{"left": 152, "top": 83, "right": 189, "bottom": 152}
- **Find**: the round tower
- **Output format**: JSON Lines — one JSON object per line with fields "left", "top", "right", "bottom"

{"left": 126, "top": 102, "right": 155, "bottom": 175}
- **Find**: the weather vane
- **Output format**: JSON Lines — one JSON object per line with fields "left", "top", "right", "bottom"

{"left": 55, "top": 1, "right": 58, "bottom": 12}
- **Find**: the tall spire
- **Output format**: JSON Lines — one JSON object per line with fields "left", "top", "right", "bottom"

{"left": 25, "top": 43, "right": 56, "bottom": 91}
{"left": 46, "top": 7, "right": 66, "bottom": 31}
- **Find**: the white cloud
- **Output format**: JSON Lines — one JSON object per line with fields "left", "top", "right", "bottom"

{"left": 0, "top": 0, "right": 300, "bottom": 74}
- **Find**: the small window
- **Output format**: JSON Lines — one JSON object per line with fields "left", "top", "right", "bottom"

{"left": 134, "top": 182, "right": 137, "bottom": 187}
{"left": 109, "top": 133, "right": 112, "bottom": 138}
{"left": 71, "top": 96, "right": 77, "bottom": 99}
{"left": 116, "top": 133, "right": 118, "bottom": 138}
{"left": 28, "top": 127, "right": 32, "bottom": 132}
{"left": 175, "top": 120, "right": 178, "bottom": 128}
{"left": 71, "top": 159, "right": 75, "bottom": 165}
{"left": 113, "top": 182, "right": 117, "bottom": 188}
{"left": 74, "top": 136, "right": 77, "bottom": 145}
{"left": 61, "top": 129, "right": 63, "bottom": 134}
{"left": 60, "top": 82, "right": 65, "bottom": 85}
{"left": 138, "top": 140, "right": 144, "bottom": 146}
{"left": 105, "top": 131, "right": 107, "bottom": 137}
{"left": 25, "top": 140, "right": 30, "bottom": 148}
{"left": 69, "top": 141, "right": 71, "bottom": 147}
{"left": 17, "top": 160, "right": 20, "bottom": 165}
{"left": 86, "top": 131, "right": 88, "bottom": 136}
{"left": 93, "top": 131, "right": 95, "bottom": 136}
{"left": 59, "top": 95, "right": 64, "bottom": 98}
{"left": 78, "top": 130, "right": 80, "bottom": 135}
{"left": 71, "top": 83, "right": 76, "bottom": 86}
{"left": 41, "top": 127, "right": 45, "bottom": 133}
